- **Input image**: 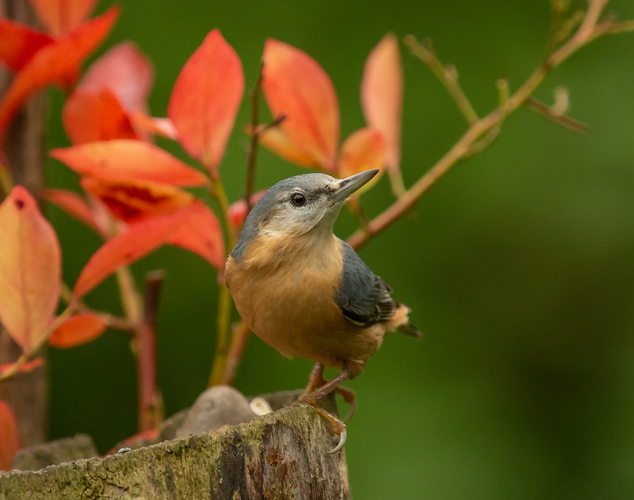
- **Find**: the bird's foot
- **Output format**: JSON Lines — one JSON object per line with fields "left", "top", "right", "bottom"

{"left": 301, "top": 362, "right": 356, "bottom": 422}
{"left": 297, "top": 396, "right": 347, "bottom": 454}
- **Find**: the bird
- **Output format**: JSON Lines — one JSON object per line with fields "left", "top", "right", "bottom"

{"left": 225, "top": 169, "right": 421, "bottom": 452}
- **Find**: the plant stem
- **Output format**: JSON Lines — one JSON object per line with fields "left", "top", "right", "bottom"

{"left": 245, "top": 61, "right": 265, "bottom": 213}
{"left": 403, "top": 36, "right": 479, "bottom": 126}
{"left": 348, "top": 1, "right": 620, "bottom": 250}
{"left": 137, "top": 271, "right": 165, "bottom": 432}
{"left": 116, "top": 267, "right": 143, "bottom": 326}
{"left": 525, "top": 97, "right": 589, "bottom": 133}
{"left": 219, "top": 321, "right": 251, "bottom": 386}
{"left": 208, "top": 283, "right": 233, "bottom": 386}
{"left": 0, "top": 307, "right": 73, "bottom": 383}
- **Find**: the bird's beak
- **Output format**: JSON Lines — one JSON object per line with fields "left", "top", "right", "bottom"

{"left": 330, "top": 170, "right": 379, "bottom": 203}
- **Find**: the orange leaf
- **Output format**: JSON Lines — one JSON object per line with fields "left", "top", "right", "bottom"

{"left": 167, "top": 203, "right": 225, "bottom": 270}
{"left": 51, "top": 140, "right": 207, "bottom": 186}
{"left": 361, "top": 33, "right": 403, "bottom": 174}
{"left": 257, "top": 127, "right": 317, "bottom": 168}
{"left": 262, "top": 39, "right": 339, "bottom": 171}
{"left": 0, "top": 6, "right": 119, "bottom": 140}
{"left": 130, "top": 113, "right": 178, "bottom": 140}
{"left": 81, "top": 177, "right": 195, "bottom": 224}
{"left": 41, "top": 187, "right": 104, "bottom": 235}
{"left": 62, "top": 89, "right": 138, "bottom": 144}
{"left": 48, "top": 313, "right": 106, "bottom": 348}
{"left": 79, "top": 41, "right": 154, "bottom": 113}
{"left": 0, "top": 400, "right": 20, "bottom": 471}
{"left": 30, "top": 0, "right": 99, "bottom": 37}
{"left": 0, "top": 186, "right": 61, "bottom": 352}
{"left": 227, "top": 190, "right": 266, "bottom": 228}
{"left": 168, "top": 29, "right": 244, "bottom": 173}
{"left": 73, "top": 202, "right": 205, "bottom": 299}
{"left": 0, "top": 358, "right": 44, "bottom": 376}
{"left": 338, "top": 128, "right": 385, "bottom": 195}
{"left": 0, "top": 18, "right": 53, "bottom": 71}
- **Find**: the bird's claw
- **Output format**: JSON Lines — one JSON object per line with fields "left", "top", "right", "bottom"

{"left": 343, "top": 399, "right": 356, "bottom": 423}
{"left": 328, "top": 429, "right": 346, "bottom": 454}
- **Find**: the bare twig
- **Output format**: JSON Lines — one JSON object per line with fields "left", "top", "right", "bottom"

{"left": 0, "top": 307, "right": 73, "bottom": 383}
{"left": 219, "top": 321, "right": 251, "bottom": 386}
{"left": 245, "top": 61, "right": 265, "bottom": 213}
{"left": 525, "top": 97, "right": 589, "bottom": 134}
{"left": 403, "top": 35, "right": 479, "bottom": 126}
{"left": 137, "top": 271, "right": 165, "bottom": 432}
{"left": 347, "top": 2, "right": 628, "bottom": 250}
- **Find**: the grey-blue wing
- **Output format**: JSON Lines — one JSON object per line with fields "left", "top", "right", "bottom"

{"left": 336, "top": 238, "right": 395, "bottom": 327}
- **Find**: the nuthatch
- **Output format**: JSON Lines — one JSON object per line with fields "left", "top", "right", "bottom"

{"left": 225, "top": 169, "right": 421, "bottom": 452}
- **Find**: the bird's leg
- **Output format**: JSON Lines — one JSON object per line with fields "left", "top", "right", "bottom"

{"left": 297, "top": 368, "right": 351, "bottom": 453}
{"left": 301, "top": 362, "right": 357, "bottom": 422}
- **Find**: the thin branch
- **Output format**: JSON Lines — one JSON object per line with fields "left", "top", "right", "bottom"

{"left": 219, "top": 321, "right": 251, "bottom": 386}
{"left": 137, "top": 270, "right": 165, "bottom": 432}
{"left": 525, "top": 97, "right": 589, "bottom": 133}
{"left": 208, "top": 283, "right": 233, "bottom": 387}
{"left": 0, "top": 307, "right": 73, "bottom": 383}
{"left": 245, "top": 61, "right": 264, "bottom": 213}
{"left": 347, "top": 4, "right": 628, "bottom": 250}
{"left": 403, "top": 35, "right": 479, "bottom": 126}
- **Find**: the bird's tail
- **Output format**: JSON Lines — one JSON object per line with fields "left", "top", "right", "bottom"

{"left": 390, "top": 303, "right": 423, "bottom": 339}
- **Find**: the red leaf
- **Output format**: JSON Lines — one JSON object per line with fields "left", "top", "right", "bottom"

{"left": 41, "top": 187, "right": 104, "bottom": 236}
{"left": 30, "top": 0, "right": 99, "bottom": 37}
{"left": 262, "top": 39, "right": 339, "bottom": 171}
{"left": 168, "top": 29, "right": 244, "bottom": 173}
{"left": 130, "top": 113, "right": 178, "bottom": 140}
{"left": 79, "top": 41, "right": 154, "bottom": 113}
{"left": 0, "top": 400, "right": 20, "bottom": 471}
{"left": 62, "top": 89, "right": 139, "bottom": 144}
{"left": 361, "top": 33, "right": 403, "bottom": 173}
{"left": 0, "top": 18, "right": 53, "bottom": 71}
{"left": 0, "top": 358, "right": 44, "bottom": 376}
{"left": 51, "top": 140, "right": 207, "bottom": 187}
{"left": 73, "top": 202, "right": 206, "bottom": 299}
{"left": 256, "top": 127, "right": 316, "bottom": 168}
{"left": 167, "top": 203, "right": 225, "bottom": 270}
{"left": 0, "top": 6, "right": 120, "bottom": 140}
{"left": 227, "top": 190, "right": 266, "bottom": 228}
{"left": 0, "top": 186, "right": 61, "bottom": 352}
{"left": 48, "top": 313, "right": 106, "bottom": 348}
{"left": 81, "top": 177, "right": 195, "bottom": 224}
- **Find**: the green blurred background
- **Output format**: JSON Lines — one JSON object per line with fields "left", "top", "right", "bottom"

{"left": 43, "top": 0, "right": 634, "bottom": 498}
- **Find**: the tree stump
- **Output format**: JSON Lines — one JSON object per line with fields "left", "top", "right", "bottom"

{"left": 0, "top": 404, "right": 351, "bottom": 499}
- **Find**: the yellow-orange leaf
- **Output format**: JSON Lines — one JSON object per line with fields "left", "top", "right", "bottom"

{"left": 81, "top": 177, "right": 195, "bottom": 224}
{"left": 262, "top": 39, "right": 339, "bottom": 172}
{"left": 48, "top": 313, "right": 106, "bottom": 348}
{"left": 30, "top": 0, "right": 99, "bottom": 37}
{"left": 41, "top": 188, "right": 104, "bottom": 236}
{"left": 62, "top": 89, "right": 138, "bottom": 144}
{"left": 0, "top": 400, "right": 20, "bottom": 471}
{"left": 257, "top": 127, "right": 317, "bottom": 168}
{"left": 79, "top": 41, "right": 154, "bottom": 113}
{"left": 51, "top": 140, "right": 207, "bottom": 187}
{"left": 167, "top": 203, "right": 225, "bottom": 270}
{"left": 73, "top": 202, "right": 208, "bottom": 299}
{"left": 130, "top": 113, "right": 178, "bottom": 140}
{"left": 0, "top": 7, "right": 119, "bottom": 141}
{"left": 361, "top": 33, "right": 403, "bottom": 173}
{"left": 0, "top": 18, "right": 53, "bottom": 72}
{"left": 338, "top": 128, "right": 386, "bottom": 195}
{"left": 0, "top": 186, "right": 61, "bottom": 352}
{"left": 168, "top": 29, "right": 244, "bottom": 173}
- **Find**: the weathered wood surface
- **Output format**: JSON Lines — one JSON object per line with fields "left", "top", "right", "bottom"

{"left": 0, "top": 404, "right": 351, "bottom": 499}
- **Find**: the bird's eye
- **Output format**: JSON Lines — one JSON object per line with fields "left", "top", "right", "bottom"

{"left": 290, "top": 192, "right": 306, "bottom": 207}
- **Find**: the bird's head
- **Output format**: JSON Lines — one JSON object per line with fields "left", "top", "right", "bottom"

{"left": 232, "top": 170, "right": 377, "bottom": 258}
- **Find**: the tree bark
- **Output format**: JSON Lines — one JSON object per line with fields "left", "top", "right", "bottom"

{"left": 0, "top": 0, "right": 48, "bottom": 447}
{"left": 0, "top": 405, "right": 352, "bottom": 500}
